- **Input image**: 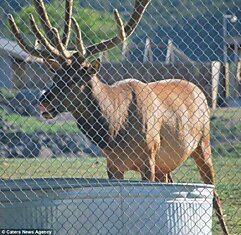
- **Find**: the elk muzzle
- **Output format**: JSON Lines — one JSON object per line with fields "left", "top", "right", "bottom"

{"left": 38, "top": 90, "right": 59, "bottom": 119}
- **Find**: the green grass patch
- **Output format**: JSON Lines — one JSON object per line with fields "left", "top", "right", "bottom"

{"left": 211, "top": 108, "right": 241, "bottom": 143}
{"left": 1, "top": 107, "right": 241, "bottom": 139}
{"left": 0, "top": 88, "right": 18, "bottom": 100}
{"left": 0, "top": 109, "right": 79, "bottom": 135}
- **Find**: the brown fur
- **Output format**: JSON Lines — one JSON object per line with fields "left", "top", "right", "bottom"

{"left": 83, "top": 77, "right": 209, "bottom": 180}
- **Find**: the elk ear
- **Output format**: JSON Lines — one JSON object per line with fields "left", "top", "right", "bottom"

{"left": 87, "top": 58, "right": 101, "bottom": 75}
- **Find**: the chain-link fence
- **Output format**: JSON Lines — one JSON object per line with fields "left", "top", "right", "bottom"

{"left": 0, "top": 0, "right": 241, "bottom": 234}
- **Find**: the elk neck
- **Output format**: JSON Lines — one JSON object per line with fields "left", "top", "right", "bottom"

{"left": 72, "top": 76, "right": 133, "bottom": 149}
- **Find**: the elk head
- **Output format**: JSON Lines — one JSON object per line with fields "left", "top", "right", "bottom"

{"left": 8, "top": 0, "right": 150, "bottom": 119}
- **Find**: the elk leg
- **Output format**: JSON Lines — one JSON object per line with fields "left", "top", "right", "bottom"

{"left": 141, "top": 160, "right": 155, "bottom": 181}
{"left": 192, "top": 141, "right": 229, "bottom": 235}
{"left": 107, "top": 159, "right": 124, "bottom": 180}
{"left": 141, "top": 150, "right": 156, "bottom": 182}
{"left": 167, "top": 172, "right": 173, "bottom": 183}
{"left": 155, "top": 171, "right": 168, "bottom": 182}
{"left": 154, "top": 172, "right": 173, "bottom": 183}
{"left": 155, "top": 167, "right": 169, "bottom": 182}
{"left": 213, "top": 190, "right": 229, "bottom": 235}
{"left": 107, "top": 168, "right": 124, "bottom": 179}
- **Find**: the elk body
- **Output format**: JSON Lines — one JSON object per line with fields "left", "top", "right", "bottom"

{"left": 9, "top": 0, "right": 229, "bottom": 234}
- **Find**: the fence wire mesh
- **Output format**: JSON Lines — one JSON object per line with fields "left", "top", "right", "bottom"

{"left": 0, "top": 0, "right": 240, "bottom": 234}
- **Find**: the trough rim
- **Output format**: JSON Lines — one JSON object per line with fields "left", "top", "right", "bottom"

{"left": 0, "top": 177, "right": 214, "bottom": 192}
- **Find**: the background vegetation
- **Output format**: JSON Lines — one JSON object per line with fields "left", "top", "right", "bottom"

{"left": 1, "top": 0, "right": 240, "bottom": 61}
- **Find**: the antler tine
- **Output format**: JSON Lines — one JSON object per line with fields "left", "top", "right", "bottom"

{"left": 124, "top": 0, "right": 150, "bottom": 36}
{"left": 85, "top": 0, "right": 150, "bottom": 57}
{"left": 29, "top": 14, "right": 60, "bottom": 58}
{"left": 71, "top": 17, "right": 86, "bottom": 59}
{"left": 33, "top": 0, "right": 53, "bottom": 43}
{"left": 113, "top": 9, "right": 126, "bottom": 41}
{"left": 8, "top": 14, "right": 52, "bottom": 58}
{"left": 33, "top": 0, "right": 72, "bottom": 63}
{"left": 51, "top": 27, "right": 72, "bottom": 60}
{"left": 62, "top": 0, "right": 73, "bottom": 47}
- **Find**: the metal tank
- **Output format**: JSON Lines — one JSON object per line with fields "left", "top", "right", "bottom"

{"left": 0, "top": 178, "right": 214, "bottom": 235}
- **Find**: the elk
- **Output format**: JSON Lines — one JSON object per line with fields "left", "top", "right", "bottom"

{"left": 9, "top": 0, "right": 228, "bottom": 234}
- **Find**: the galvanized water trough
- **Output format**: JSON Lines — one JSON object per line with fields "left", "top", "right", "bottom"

{"left": 0, "top": 178, "right": 214, "bottom": 235}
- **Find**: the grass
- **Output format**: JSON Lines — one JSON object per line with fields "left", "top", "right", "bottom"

{"left": 0, "top": 88, "right": 18, "bottom": 100}
{"left": 0, "top": 107, "right": 241, "bottom": 234}
{"left": 211, "top": 108, "right": 241, "bottom": 145}
{"left": 0, "top": 154, "right": 240, "bottom": 234}
{"left": 0, "top": 109, "right": 78, "bottom": 135}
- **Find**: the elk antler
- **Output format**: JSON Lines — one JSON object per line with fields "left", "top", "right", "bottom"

{"left": 71, "top": 17, "right": 86, "bottom": 58}
{"left": 62, "top": 0, "right": 73, "bottom": 47}
{"left": 8, "top": 0, "right": 150, "bottom": 65}
{"left": 83, "top": 0, "right": 150, "bottom": 57}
